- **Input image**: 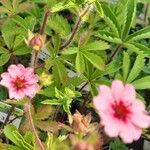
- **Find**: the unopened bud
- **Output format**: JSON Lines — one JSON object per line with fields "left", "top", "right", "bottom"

{"left": 29, "top": 34, "right": 43, "bottom": 51}
{"left": 39, "top": 72, "right": 53, "bottom": 86}
{"left": 25, "top": 30, "right": 45, "bottom": 51}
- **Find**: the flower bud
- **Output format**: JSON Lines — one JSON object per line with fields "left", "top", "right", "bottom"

{"left": 39, "top": 72, "right": 53, "bottom": 86}
{"left": 25, "top": 30, "right": 45, "bottom": 51}
{"left": 29, "top": 34, "right": 43, "bottom": 51}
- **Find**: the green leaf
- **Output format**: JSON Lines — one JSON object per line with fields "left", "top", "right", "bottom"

{"left": 95, "top": 0, "right": 104, "bottom": 17}
{"left": 4, "top": 124, "right": 22, "bottom": 147}
{"left": 80, "top": 41, "right": 110, "bottom": 51}
{"left": 132, "top": 76, "right": 150, "bottom": 89}
{"left": 53, "top": 59, "right": 68, "bottom": 85}
{"left": 127, "top": 53, "right": 145, "bottom": 83}
{"left": 0, "top": 53, "right": 11, "bottom": 66}
{"left": 62, "top": 47, "right": 78, "bottom": 55}
{"left": 130, "top": 42, "right": 150, "bottom": 56}
{"left": 82, "top": 51, "right": 105, "bottom": 71}
{"left": 13, "top": 45, "right": 32, "bottom": 55}
{"left": 124, "top": 43, "right": 141, "bottom": 54}
{"left": 0, "top": 47, "right": 9, "bottom": 54}
{"left": 103, "top": 59, "right": 121, "bottom": 75}
{"left": 95, "top": 31, "right": 122, "bottom": 44}
{"left": 122, "top": 0, "right": 136, "bottom": 40}
{"left": 110, "top": 139, "right": 128, "bottom": 150}
{"left": 51, "top": 1, "right": 76, "bottom": 12}
{"left": 126, "top": 26, "right": 150, "bottom": 42}
{"left": 123, "top": 52, "right": 130, "bottom": 81}
{"left": 47, "top": 14, "right": 71, "bottom": 38}
{"left": 101, "top": 3, "right": 121, "bottom": 37}
{"left": 75, "top": 52, "right": 85, "bottom": 74}
{"left": 42, "top": 99, "right": 63, "bottom": 105}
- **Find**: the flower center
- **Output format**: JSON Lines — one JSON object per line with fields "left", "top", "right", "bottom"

{"left": 112, "top": 101, "right": 131, "bottom": 121}
{"left": 12, "top": 77, "right": 27, "bottom": 90}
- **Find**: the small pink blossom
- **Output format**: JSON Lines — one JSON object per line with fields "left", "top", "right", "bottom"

{"left": 0, "top": 64, "right": 39, "bottom": 99}
{"left": 93, "top": 80, "right": 150, "bottom": 143}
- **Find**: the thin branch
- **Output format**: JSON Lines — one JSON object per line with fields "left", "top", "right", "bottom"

{"left": 40, "top": 10, "right": 50, "bottom": 35}
{"left": 30, "top": 10, "right": 50, "bottom": 69}
{"left": 143, "top": 3, "right": 149, "bottom": 26}
{"left": 79, "top": 81, "right": 89, "bottom": 92}
{"left": 25, "top": 101, "right": 45, "bottom": 150}
{"left": 106, "top": 44, "right": 122, "bottom": 64}
{"left": 60, "top": 5, "right": 91, "bottom": 50}
{"left": 79, "top": 91, "right": 91, "bottom": 113}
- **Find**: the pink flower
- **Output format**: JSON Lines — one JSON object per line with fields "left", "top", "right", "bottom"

{"left": 0, "top": 64, "right": 39, "bottom": 99}
{"left": 93, "top": 80, "right": 150, "bottom": 143}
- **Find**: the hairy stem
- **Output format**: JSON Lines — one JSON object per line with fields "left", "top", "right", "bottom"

{"left": 25, "top": 101, "right": 45, "bottom": 150}
{"left": 60, "top": 5, "right": 91, "bottom": 50}
{"left": 79, "top": 81, "right": 89, "bottom": 92}
{"left": 106, "top": 44, "right": 122, "bottom": 64}
{"left": 40, "top": 10, "right": 50, "bottom": 35}
{"left": 79, "top": 91, "right": 91, "bottom": 113}
{"left": 30, "top": 10, "right": 50, "bottom": 69}
{"left": 30, "top": 51, "right": 39, "bottom": 69}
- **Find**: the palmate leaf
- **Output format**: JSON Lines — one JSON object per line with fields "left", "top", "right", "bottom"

{"left": 95, "top": 31, "right": 122, "bottom": 44}
{"left": 82, "top": 51, "right": 105, "bottom": 71}
{"left": 53, "top": 59, "right": 68, "bottom": 86}
{"left": 123, "top": 52, "right": 130, "bottom": 81}
{"left": 130, "top": 42, "right": 150, "bottom": 56}
{"left": 47, "top": 14, "right": 71, "bottom": 38}
{"left": 0, "top": 0, "right": 32, "bottom": 16}
{"left": 115, "top": 0, "right": 127, "bottom": 27}
{"left": 122, "top": 0, "right": 136, "bottom": 40}
{"left": 127, "top": 53, "right": 145, "bottom": 83}
{"left": 12, "top": 15, "right": 36, "bottom": 31}
{"left": 4, "top": 124, "right": 34, "bottom": 150}
{"left": 62, "top": 47, "right": 78, "bottom": 55}
{"left": 51, "top": 1, "right": 76, "bottom": 13}
{"left": 132, "top": 76, "right": 150, "bottom": 89}
{"left": 125, "top": 26, "right": 150, "bottom": 42}
{"left": 101, "top": 3, "right": 121, "bottom": 37}
{"left": 80, "top": 40, "right": 110, "bottom": 51}
{"left": 75, "top": 52, "right": 85, "bottom": 74}
{"left": 124, "top": 43, "right": 141, "bottom": 54}
{"left": 13, "top": 44, "right": 32, "bottom": 56}
{"left": 0, "top": 53, "right": 11, "bottom": 66}
{"left": 95, "top": 0, "right": 104, "bottom": 17}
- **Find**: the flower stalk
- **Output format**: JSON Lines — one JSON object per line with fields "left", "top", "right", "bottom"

{"left": 30, "top": 10, "right": 50, "bottom": 69}
{"left": 25, "top": 100, "right": 46, "bottom": 150}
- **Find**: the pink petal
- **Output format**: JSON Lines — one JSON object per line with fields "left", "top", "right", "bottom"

{"left": 9, "top": 90, "right": 24, "bottom": 99}
{"left": 93, "top": 96, "right": 111, "bottom": 112}
{"left": 119, "top": 120, "right": 142, "bottom": 143}
{"left": 111, "top": 80, "right": 124, "bottom": 101}
{"left": 23, "top": 84, "right": 39, "bottom": 98}
{"left": 8, "top": 64, "right": 24, "bottom": 77}
{"left": 131, "top": 112, "right": 150, "bottom": 128}
{"left": 119, "top": 121, "right": 134, "bottom": 143}
{"left": 122, "top": 84, "right": 136, "bottom": 101}
{"left": 100, "top": 112, "right": 120, "bottom": 137}
{"left": 99, "top": 85, "right": 114, "bottom": 102}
